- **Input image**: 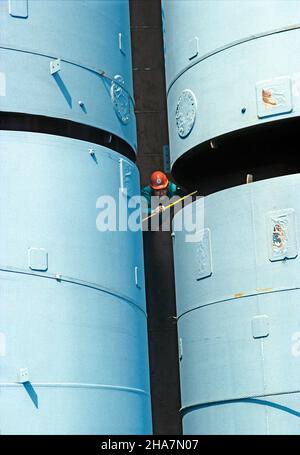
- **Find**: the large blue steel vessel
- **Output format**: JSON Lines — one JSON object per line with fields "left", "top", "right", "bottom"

{"left": 0, "top": 0, "right": 152, "bottom": 434}
{"left": 173, "top": 176, "right": 300, "bottom": 434}
{"left": 0, "top": 0, "right": 136, "bottom": 148}
{"left": 162, "top": 0, "right": 300, "bottom": 434}
{"left": 162, "top": 0, "right": 300, "bottom": 169}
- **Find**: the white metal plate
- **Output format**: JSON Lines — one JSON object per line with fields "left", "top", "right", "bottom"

{"left": 28, "top": 248, "right": 48, "bottom": 271}
{"left": 9, "top": 0, "right": 28, "bottom": 18}
{"left": 256, "top": 76, "right": 292, "bottom": 118}
{"left": 252, "top": 315, "right": 269, "bottom": 339}
{"left": 195, "top": 228, "right": 212, "bottom": 280}
{"left": 267, "top": 208, "right": 298, "bottom": 261}
{"left": 175, "top": 89, "right": 197, "bottom": 138}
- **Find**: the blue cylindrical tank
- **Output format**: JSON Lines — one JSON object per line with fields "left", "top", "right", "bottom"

{"left": 0, "top": 0, "right": 136, "bottom": 150}
{"left": 173, "top": 174, "right": 300, "bottom": 434}
{"left": 162, "top": 0, "right": 300, "bottom": 168}
{"left": 0, "top": 132, "right": 152, "bottom": 435}
{"left": 163, "top": 0, "right": 300, "bottom": 434}
{"left": 0, "top": 0, "right": 152, "bottom": 434}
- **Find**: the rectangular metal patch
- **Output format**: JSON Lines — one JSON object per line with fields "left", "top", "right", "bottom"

{"left": 256, "top": 76, "right": 292, "bottom": 118}
{"left": 9, "top": 0, "right": 28, "bottom": 18}
{"left": 188, "top": 36, "right": 199, "bottom": 60}
{"left": 28, "top": 248, "right": 48, "bottom": 271}
{"left": 267, "top": 208, "right": 297, "bottom": 261}
{"left": 252, "top": 315, "right": 269, "bottom": 339}
{"left": 195, "top": 228, "right": 212, "bottom": 280}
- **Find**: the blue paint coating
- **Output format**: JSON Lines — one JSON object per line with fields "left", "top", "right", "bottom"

{"left": 173, "top": 174, "right": 300, "bottom": 434}
{"left": 0, "top": 0, "right": 136, "bottom": 151}
{"left": 162, "top": 0, "right": 300, "bottom": 167}
{"left": 0, "top": 132, "right": 152, "bottom": 434}
{"left": 0, "top": 0, "right": 152, "bottom": 434}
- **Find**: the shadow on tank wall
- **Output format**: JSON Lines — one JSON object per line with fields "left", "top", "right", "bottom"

{"left": 0, "top": 112, "right": 135, "bottom": 161}
{"left": 173, "top": 117, "right": 300, "bottom": 195}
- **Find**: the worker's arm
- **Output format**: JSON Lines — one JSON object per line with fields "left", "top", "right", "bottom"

{"left": 169, "top": 181, "right": 186, "bottom": 198}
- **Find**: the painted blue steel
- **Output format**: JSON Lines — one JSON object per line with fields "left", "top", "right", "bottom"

{"left": 0, "top": 0, "right": 152, "bottom": 434}
{"left": 161, "top": 0, "right": 300, "bottom": 166}
{"left": 173, "top": 174, "right": 300, "bottom": 434}
{"left": 0, "top": 0, "right": 136, "bottom": 150}
{"left": 0, "top": 131, "right": 151, "bottom": 434}
{"left": 0, "top": 273, "right": 150, "bottom": 435}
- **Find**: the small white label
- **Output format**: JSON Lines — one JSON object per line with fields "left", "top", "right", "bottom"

{"left": 0, "top": 73, "right": 6, "bottom": 97}
{"left": 50, "top": 59, "right": 61, "bottom": 75}
{"left": 18, "top": 368, "right": 29, "bottom": 383}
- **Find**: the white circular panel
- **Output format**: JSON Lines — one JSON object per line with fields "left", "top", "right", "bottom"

{"left": 111, "top": 75, "right": 131, "bottom": 124}
{"left": 175, "top": 89, "right": 197, "bottom": 138}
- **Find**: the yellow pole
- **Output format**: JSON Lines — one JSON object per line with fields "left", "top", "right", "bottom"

{"left": 142, "top": 190, "right": 198, "bottom": 223}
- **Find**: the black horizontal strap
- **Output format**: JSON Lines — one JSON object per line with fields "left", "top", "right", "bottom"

{"left": 0, "top": 112, "right": 136, "bottom": 162}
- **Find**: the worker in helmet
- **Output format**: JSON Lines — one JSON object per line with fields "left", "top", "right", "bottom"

{"left": 141, "top": 171, "right": 182, "bottom": 215}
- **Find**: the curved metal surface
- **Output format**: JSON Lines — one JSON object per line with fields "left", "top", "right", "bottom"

{"left": 173, "top": 174, "right": 300, "bottom": 434}
{"left": 0, "top": 0, "right": 151, "bottom": 435}
{"left": 0, "top": 131, "right": 143, "bottom": 309}
{"left": 162, "top": 0, "right": 300, "bottom": 166}
{"left": 0, "top": 131, "right": 152, "bottom": 434}
{"left": 182, "top": 394, "right": 300, "bottom": 435}
{"left": 0, "top": 271, "right": 151, "bottom": 435}
{"left": 0, "top": 0, "right": 136, "bottom": 151}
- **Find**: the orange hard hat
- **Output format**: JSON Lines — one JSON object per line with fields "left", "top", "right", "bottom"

{"left": 150, "top": 171, "right": 169, "bottom": 190}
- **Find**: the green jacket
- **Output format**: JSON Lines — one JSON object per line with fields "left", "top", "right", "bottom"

{"left": 141, "top": 181, "right": 180, "bottom": 215}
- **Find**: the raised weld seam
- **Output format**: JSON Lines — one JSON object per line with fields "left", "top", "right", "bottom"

{"left": 167, "top": 24, "right": 300, "bottom": 95}
{"left": 0, "top": 266, "right": 146, "bottom": 317}
{"left": 0, "top": 382, "right": 149, "bottom": 396}
{"left": 180, "top": 388, "right": 300, "bottom": 415}
{"left": 0, "top": 44, "right": 135, "bottom": 107}
{"left": 177, "top": 286, "right": 300, "bottom": 320}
